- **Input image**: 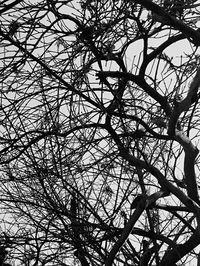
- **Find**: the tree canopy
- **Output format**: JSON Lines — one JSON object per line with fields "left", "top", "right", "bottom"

{"left": 0, "top": 0, "right": 200, "bottom": 265}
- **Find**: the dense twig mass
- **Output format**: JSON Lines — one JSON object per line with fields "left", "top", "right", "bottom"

{"left": 0, "top": 0, "right": 200, "bottom": 265}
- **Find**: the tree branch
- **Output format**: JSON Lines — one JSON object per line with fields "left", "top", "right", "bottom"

{"left": 134, "top": 0, "right": 200, "bottom": 46}
{"left": 168, "top": 67, "right": 200, "bottom": 136}
{"left": 175, "top": 131, "right": 199, "bottom": 203}
{"left": 119, "top": 148, "right": 200, "bottom": 215}
{"left": 105, "top": 190, "right": 168, "bottom": 266}
{"left": 160, "top": 230, "right": 200, "bottom": 266}
{"left": 0, "top": 0, "right": 23, "bottom": 14}
{"left": 97, "top": 71, "right": 171, "bottom": 116}
{"left": 105, "top": 195, "right": 146, "bottom": 266}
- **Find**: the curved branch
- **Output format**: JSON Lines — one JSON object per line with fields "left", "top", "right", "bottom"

{"left": 105, "top": 190, "right": 169, "bottom": 266}
{"left": 168, "top": 67, "right": 200, "bottom": 136}
{"left": 112, "top": 111, "right": 171, "bottom": 140}
{"left": 104, "top": 120, "right": 200, "bottom": 214}
{"left": 134, "top": 0, "right": 200, "bottom": 46}
{"left": 119, "top": 148, "right": 200, "bottom": 215}
{"left": 140, "top": 34, "right": 184, "bottom": 75}
{"left": 160, "top": 230, "right": 200, "bottom": 266}
{"left": 175, "top": 131, "right": 199, "bottom": 203}
{"left": 97, "top": 71, "right": 171, "bottom": 116}
{"left": 131, "top": 228, "right": 177, "bottom": 249}
{"left": 105, "top": 196, "right": 146, "bottom": 266}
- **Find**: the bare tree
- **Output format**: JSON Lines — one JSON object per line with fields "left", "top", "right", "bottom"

{"left": 0, "top": 0, "right": 200, "bottom": 265}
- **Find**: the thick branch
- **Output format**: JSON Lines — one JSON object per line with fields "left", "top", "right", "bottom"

{"left": 131, "top": 228, "right": 177, "bottom": 249}
{"left": 112, "top": 111, "right": 171, "bottom": 140}
{"left": 70, "top": 193, "right": 89, "bottom": 266}
{"left": 160, "top": 230, "right": 200, "bottom": 266}
{"left": 97, "top": 71, "right": 171, "bottom": 116}
{"left": 119, "top": 148, "right": 200, "bottom": 215}
{"left": 105, "top": 196, "right": 146, "bottom": 266}
{"left": 167, "top": 68, "right": 200, "bottom": 203}
{"left": 168, "top": 67, "right": 200, "bottom": 136}
{"left": 140, "top": 34, "right": 184, "bottom": 75}
{"left": 175, "top": 131, "right": 199, "bottom": 203}
{"left": 105, "top": 191, "right": 167, "bottom": 266}
{"left": 134, "top": 0, "right": 200, "bottom": 46}
{"left": 0, "top": 0, "right": 23, "bottom": 14}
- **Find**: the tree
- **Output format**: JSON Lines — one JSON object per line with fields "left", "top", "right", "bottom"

{"left": 0, "top": 0, "right": 200, "bottom": 265}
